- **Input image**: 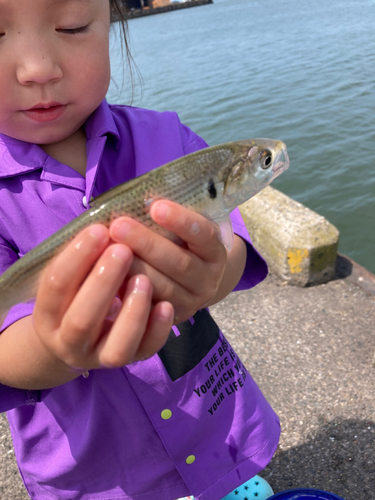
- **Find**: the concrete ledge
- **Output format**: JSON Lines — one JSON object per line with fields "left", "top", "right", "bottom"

{"left": 239, "top": 186, "right": 340, "bottom": 286}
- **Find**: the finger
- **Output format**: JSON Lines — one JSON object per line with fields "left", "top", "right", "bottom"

{"left": 111, "top": 217, "right": 204, "bottom": 290}
{"left": 97, "top": 275, "right": 154, "bottom": 368}
{"left": 150, "top": 200, "right": 226, "bottom": 262}
{"left": 124, "top": 255, "right": 199, "bottom": 323}
{"left": 132, "top": 301, "right": 174, "bottom": 361}
{"left": 34, "top": 225, "right": 110, "bottom": 332}
{"left": 58, "top": 244, "right": 133, "bottom": 359}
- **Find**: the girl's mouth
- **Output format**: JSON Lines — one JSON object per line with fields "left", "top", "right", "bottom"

{"left": 23, "top": 103, "right": 66, "bottom": 123}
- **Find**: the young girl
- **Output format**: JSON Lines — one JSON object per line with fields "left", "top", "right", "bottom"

{"left": 0, "top": 1, "right": 280, "bottom": 499}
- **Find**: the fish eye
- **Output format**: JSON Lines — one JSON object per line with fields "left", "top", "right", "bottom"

{"left": 260, "top": 150, "right": 273, "bottom": 170}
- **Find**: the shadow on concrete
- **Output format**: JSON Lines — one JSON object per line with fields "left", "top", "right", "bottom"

{"left": 335, "top": 254, "right": 353, "bottom": 279}
{"left": 261, "top": 417, "right": 375, "bottom": 500}
{"left": 335, "top": 253, "right": 375, "bottom": 297}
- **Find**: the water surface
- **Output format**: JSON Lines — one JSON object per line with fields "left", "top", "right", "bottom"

{"left": 108, "top": 0, "right": 375, "bottom": 273}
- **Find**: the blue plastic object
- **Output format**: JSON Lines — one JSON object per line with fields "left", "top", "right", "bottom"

{"left": 268, "top": 488, "right": 345, "bottom": 500}
{"left": 221, "top": 475, "right": 274, "bottom": 499}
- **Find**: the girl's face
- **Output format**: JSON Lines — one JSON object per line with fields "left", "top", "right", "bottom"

{"left": 0, "top": 0, "right": 111, "bottom": 146}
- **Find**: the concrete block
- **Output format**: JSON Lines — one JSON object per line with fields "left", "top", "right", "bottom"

{"left": 239, "top": 186, "right": 340, "bottom": 286}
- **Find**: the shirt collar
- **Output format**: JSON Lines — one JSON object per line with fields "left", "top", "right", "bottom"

{"left": 84, "top": 99, "right": 121, "bottom": 147}
{"left": 0, "top": 99, "right": 120, "bottom": 180}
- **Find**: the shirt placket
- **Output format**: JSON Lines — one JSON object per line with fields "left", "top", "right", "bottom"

{"left": 84, "top": 137, "right": 108, "bottom": 209}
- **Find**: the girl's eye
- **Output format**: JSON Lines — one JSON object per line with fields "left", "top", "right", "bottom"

{"left": 57, "top": 25, "right": 91, "bottom": 35}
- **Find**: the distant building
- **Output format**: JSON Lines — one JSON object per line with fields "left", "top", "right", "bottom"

{"left": 152, "top": 0, "right": 171, "bottom": 7}
{"left": 123, "top": 0, "right": 171, "bottom": 9}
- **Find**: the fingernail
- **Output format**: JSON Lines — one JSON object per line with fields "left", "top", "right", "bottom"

{"left": 159, "top": 302, "right": 174, "bottom": 323}
{"left": 87, "top": 225, "right": 107, "bottom": 240}
{"left": 190, "top": 222, "right": 200, "bottom": 235}
{"left": 132, "top": 275, "right": 150, "bottom": 294}
{"left": 152, "top": 201, "right": 170, "bottom": 222}
{"left": 76, "top": 225, "right": 107, "bottom": 250}
{"left": 110, "top": 244, "right": 131, "bottom": 262}
{"left": 111, "top": 220, "right": 131, "bottom": 241}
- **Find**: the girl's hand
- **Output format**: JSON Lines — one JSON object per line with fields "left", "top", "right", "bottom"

{"left": 33, "top": 225, "right": 174, "bottom": 372}
{"left": 110, "top": 201, "right": 232, "bottom": 324}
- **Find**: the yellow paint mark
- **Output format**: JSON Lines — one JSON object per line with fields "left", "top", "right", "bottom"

{"left": 287, "top": 248, "right": 309, "bottom": 273}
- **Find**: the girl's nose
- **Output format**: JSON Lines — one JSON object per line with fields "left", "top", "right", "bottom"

{"left": 16, "top": 42, "right": 63, "bottom": 86}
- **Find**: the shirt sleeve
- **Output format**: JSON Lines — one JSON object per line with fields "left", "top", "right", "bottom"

{"left": 0, "top": 385, "right": 42, "bottom": 413}
{"left": 0, "top": 238, "right": 35, "bottom": 332}
{"left": 178, "top": 120, "right": 268, "bottom": 290}
{"left": 0, "top": 238, "right": 41, "bottom": 412}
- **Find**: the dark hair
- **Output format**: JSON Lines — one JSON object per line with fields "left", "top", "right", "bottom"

{"left": 109, "top": 0, "right": 130, "bottom": 53}
{"left": 109, "top": 0, "right": 140, "bottom": 102}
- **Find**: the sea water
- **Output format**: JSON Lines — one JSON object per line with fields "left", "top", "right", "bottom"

{"left": 108, "top": 0, "right": 375, "bottom": 273}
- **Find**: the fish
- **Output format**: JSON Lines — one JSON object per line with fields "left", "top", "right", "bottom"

{"left": 0, "top": 138, "right": 289, "bottom": 326}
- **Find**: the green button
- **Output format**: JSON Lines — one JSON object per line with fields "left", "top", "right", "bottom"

{"left": 161, "top": 409, "right": 172, "bottom": 420}
{"left": 186, "top": 455, "right": 196, "bottom": 465}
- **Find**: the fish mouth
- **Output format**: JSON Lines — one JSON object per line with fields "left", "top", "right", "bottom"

{"left": 272, "top": 143, "right": 290, "bottom": 176}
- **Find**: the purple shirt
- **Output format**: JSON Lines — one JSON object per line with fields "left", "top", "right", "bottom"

{"left": 0, "top": 101, "right": 280, "bottom": 500}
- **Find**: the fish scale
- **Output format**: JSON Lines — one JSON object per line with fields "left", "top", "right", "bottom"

{"left": 0, "top": 138, "right": 289, "bottom": 326}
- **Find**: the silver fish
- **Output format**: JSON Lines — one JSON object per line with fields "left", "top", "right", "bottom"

{"left": 0, "top": 138, "right": 289, "bottom": 326}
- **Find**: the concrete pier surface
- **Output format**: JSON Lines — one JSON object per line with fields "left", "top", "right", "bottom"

{"left": 1, "top": 262, "right": 374, "bottom": 500}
